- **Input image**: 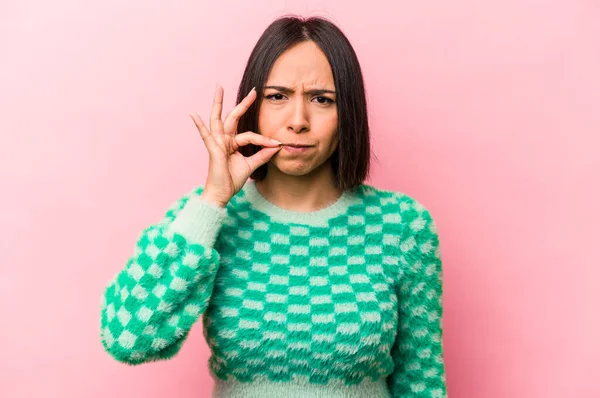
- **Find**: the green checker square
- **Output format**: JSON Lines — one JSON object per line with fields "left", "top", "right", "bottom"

{"left": 268, "top": 370, "right": 292, "bottom": 383}
{"left": 108, "top": 317, "right": 125, "bottom": 338}
{"left": 288, "top": 274, "right": 309, "bottom": 287}
{"left": 311, "top": 339, "right": 334, "bottom": 354}
{"left": 347, "top": 224, "right": 365, "bottom": 237}
{"left": 352, "top": 283, "right": 373, "bottom": 295}
{"left": 328, "top": 216, "right": 347, "bottom": 228}
{"left": 381, "top": 222, "right": 399, "bottom": 236}
{"left": 365, "top": 212, "right": 383, "bottom": 224}
{"left": 243, "top": 289, "right": 264, "bottom": 302}
{"left": 309, "top": 244, "right": 329, "bottom": 257}
{"left": 248, "top": 270, "right": 270, "bottom": 285}
{"left": 311, "top": 302, "right": 334, "bottom": 316}
{"left": 327, "top": 256, "right": 348, "bottom": 267}
{"left": 122, "top": 291, "right": 143, "bottom": 309}
{"left": 126, "top": 316, "right": 146, "bottom": 334}
{"left": 328, "top": 274, "right": 351, "bottom": 286}
{"left": 269, "top": 222, "right": 290, "bottom": 235}
{"left": 239, "top": 327, "right": 263, "bottom": 342}
{"left": 335, "top": 311, "right": 360, "bottom": 324}
{"left": 271, "top": 243, "right": 291, "bottom": 256}
{"left": 287, "top": 330, "right": 312, "bottom": 343}
{"left": 252, "top": 251, "right": 271, "bottom": 264}
{"left": 217, "top": 293, "right": 243, "bottom": 309}
{"left": 310, "top": 284, "right": 332, "bottom": 296}
{"left": 252, "top": 229, "right": 271, "bottom": 242}
{"left": 365, "top": 254, "right": 383, "bottom": 265}
{"left": 289, "top": 235, "right": 309, "bottom": 247}
{"left": 328, "top": 236, "right": 347, "bottom": 247}
{"left": 267, "top": 302, "right": 288, "bottom": 314}
{"left": 308, "top": 372, "right": 331, "bottom": 385}
{"left": 287, "top": 293, "right": 307, "bottom": 306}
{"left": 237, "top": 307, "right": 260, "bottom": 320}
{"left": 359, "top": 300, "right": 381, "bottom": 313}
{"left": 346, "top": 245, "right": 365, "bottom": 257}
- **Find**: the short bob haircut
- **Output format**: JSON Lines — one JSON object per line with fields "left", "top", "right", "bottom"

{"left": 236, "top": 15, "right": 371, "bottom": 192}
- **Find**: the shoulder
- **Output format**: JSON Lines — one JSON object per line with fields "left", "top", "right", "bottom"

{"left": 357, "top": 184, "right": 433, "bottom": 215}
{"left": 357, "top": 184, "right": 439, "bottom": 237}
{"left": 174, "top": 184, "right": 253, "bottom": 216}
{"left": 172, "top": 184, "right": 205, "bottom": 208}
{"left": 158, "top": 185, "right": 206, "bottom": 224}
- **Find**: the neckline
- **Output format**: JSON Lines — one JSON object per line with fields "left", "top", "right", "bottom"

{"left": 241, "top": 180, "right": 359, "bottom": 226}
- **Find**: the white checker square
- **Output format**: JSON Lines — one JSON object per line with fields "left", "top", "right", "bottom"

{"left": 269, "top": 275, "right": 289, "bottom": 285}
{"left": 153, "top": 283, "right": 167, "bottom": 298}
{"left": 170, "top": 276, "right": 187, "bottom": 291}
{"left": 147, "top": 264, "right": 163, "bottom": 279}
{"left": 182, "top": 251, "right": 201, "bottom": 268}
{"left": 117, "top": 330, "right": 137, "bottom": 349}
{"left": 184, "top": 304, "right": 201, "bottom": 317}
{"left": 136, "top": 306, "right": 154, "bottom": 322}
{"left": 127, "top": 263, "right": 144, "bottom": 281}
{"left": 106, "top": 303, "right": 115, "bottom": 321}
{"left": 131, "top": 284, "right": 148, "bottom": 300}
{"left": 116, "top": 306, "right": 132, "bottom": 326}
{"left": 290, "top": 266, "right": 307, "bottom": 276}
{"left": 310, "top": 276, "right": 328, "bottom": 286}
{"left": 151, "top": 337, "right": 168, "bottom": 351}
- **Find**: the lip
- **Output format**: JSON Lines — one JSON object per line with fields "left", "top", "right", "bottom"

{"left": 282, "top": 144, "right": 313, "bottom": 153}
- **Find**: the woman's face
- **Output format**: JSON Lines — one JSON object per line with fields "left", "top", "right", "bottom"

{"left": 258, "top": 41, "right": 338, "bottom": 177}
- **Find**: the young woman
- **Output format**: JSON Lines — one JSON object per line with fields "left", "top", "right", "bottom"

{"left": 100, "top": 15, "right": 448, "bottom": 398}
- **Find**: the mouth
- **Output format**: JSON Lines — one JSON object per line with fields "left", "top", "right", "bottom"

{"left": 280, "top": 144, "right": 314, "bottom": 153}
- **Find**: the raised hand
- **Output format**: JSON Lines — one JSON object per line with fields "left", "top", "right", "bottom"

{"left": 189, "top": 84, "right": 282, "bottom": 207}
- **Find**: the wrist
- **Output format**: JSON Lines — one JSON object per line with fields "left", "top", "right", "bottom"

{"left": 199, "top": 192, "right": 227, "bottom": 208}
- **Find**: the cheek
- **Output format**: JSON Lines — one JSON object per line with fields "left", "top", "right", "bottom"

{"left": 324, "top": 115, "right": 339, "bottom": 146}
{"left": 257, "top": 108, "right": 279, "bottom": 135}
{"left": 328, "top": 136, "right": 339, "bottom": 155}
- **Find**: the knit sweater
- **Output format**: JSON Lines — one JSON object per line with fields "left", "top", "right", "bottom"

{"left": 100, "top": 180, "right": 448, "bottom": 397}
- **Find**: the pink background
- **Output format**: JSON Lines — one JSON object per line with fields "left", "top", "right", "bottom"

{"left": 1, "top": 1, "right": 598, "bottom": 397}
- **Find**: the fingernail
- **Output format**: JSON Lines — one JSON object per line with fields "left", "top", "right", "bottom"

{"left": 271, "top": 138, "right": 282, "bottom": 144}
{"left": 249, "top": 87, "right": 256, "bottom": 95}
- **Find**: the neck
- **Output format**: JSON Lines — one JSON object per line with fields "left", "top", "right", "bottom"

{"left": 255, "top": 161, "right": 342, "bottom": 213}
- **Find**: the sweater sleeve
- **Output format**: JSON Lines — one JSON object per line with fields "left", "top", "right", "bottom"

{"left": 387, "top": 198, "right": 448, "bottom": 397}
{"left": 99, "top": 186, "right": 227, "bottom": 365}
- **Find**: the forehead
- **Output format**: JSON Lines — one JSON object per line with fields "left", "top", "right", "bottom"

{"left": 266, "top": 41, "right": 334, "bottom": 87}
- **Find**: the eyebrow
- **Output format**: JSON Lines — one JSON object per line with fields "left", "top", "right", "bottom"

{"left": 263, "top": 85, "right": 336, "bottom": 95}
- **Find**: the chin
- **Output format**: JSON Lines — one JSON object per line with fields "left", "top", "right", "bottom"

{"left": 271, "top": 160, "right": 315, "bottom": 176}
{"left": 277, "top": 166, "right": 315, "bottom": 176}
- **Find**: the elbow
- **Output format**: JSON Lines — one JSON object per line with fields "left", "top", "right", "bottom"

{"left": 100, "top": 327, "right": 146, "bottom": 365}
{"left": 100, "top": 326, "right": 183, "bottom": 365}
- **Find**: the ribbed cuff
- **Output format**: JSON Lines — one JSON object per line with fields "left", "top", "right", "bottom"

{"left": 169, "top": 197, "right": 227, "bottom": 247}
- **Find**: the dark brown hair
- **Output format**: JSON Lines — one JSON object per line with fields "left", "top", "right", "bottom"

{"left": 236, "top": 15, "right": 371, "bottom": 191}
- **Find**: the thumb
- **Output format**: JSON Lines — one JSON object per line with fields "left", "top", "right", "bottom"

{"left": 245, "top": 146, "right": 281, "bottom": 173}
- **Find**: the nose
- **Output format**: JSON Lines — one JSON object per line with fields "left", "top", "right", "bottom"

{"left": 287, "top": 96, "right": 310, "bottom": 134}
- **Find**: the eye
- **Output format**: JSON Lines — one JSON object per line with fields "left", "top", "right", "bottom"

{"left": 265, "top": 94, "right": 285, "bottom": 101}
{"left": 265, "top": 94, "right": 335, "bottom": 104}
{"left": 313, "top": 96, "right": 335, "bottom": 104}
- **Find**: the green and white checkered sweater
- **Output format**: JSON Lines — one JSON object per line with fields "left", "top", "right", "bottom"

{"left": 100, "top": 180, "right": 448, "bottom": 397}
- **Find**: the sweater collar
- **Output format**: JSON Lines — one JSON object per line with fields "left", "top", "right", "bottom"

{"left": 241, "top": 180, "right": 360, "bottom": 226}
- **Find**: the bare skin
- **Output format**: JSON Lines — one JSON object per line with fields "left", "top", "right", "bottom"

{"left": 191, "top": 41, "right": 342, "bottom": 211}
{"left": 255, "top": 41, "right": 342, "bottom": 212}
{"left": 189, "top": 86, "right": 282, "bottom": 208}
